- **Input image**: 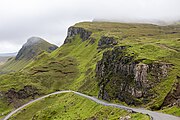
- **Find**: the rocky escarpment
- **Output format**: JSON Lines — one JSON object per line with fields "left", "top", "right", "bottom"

{"left": 96, "top": 46, "right": 171, "bottom": 105}
{"left": 162, "top": 77, "right": 180, "bottom": 108}
{"left": 16, "top": 37, "right": 58, "bottom": 60}
{"left": 3, "top": 85, "right": 39, "bottom": 108}
{"left": 98, "top": 36, "right": 118, "bottom": 49}
{"left": 64, "top": 27, "right": 92, "bottom": 44}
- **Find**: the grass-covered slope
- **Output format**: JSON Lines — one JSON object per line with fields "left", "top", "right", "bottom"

{"left": 73, "top": 22, "right": 180, "bottom": 108}
{"left": 9, "top": 93, "right": 149, "bottom": 120}
{"left": 0, "top": 22, "right": 179, "bottom": 118}
{"left": 0, "top": 37, "right": 58, "bottom": 73}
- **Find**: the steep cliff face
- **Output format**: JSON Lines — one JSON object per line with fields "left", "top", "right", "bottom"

{"left": 64, "top": 27, "right": 92, "bottom": 44}
{"left": 98, "top": 36, "right": 118, "bottom": 49}
{"left": 162, "top": 78, "right": 180, "bottom": 107}
{"left": 96, "top": 46, "right": 171, "bottom": 105}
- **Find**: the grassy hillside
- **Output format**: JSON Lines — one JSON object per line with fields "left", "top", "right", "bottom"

{"left": 9, "top": 93, "right": 149, "bottom": 120}
{"left": 0, "top": 22, "right": 179, "bottom": 118}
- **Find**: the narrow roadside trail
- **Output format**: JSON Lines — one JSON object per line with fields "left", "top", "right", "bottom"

{"left": 3, "top": 90, "right": 180, "bottom": 120}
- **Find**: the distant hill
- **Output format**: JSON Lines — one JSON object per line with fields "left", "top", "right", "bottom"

{"left": 0, "top": 52, "right": 17, "bottom": 57}
{"left": 0, "top": 56, "right": 11, "bottom": 66}
{"left": 0, "top": 37, "right": 58, "bottom": 72}
{"left": 0, "top": 53, "right": 16, "bottom": 66}
{"left": 15, "top": 37, "right": 58, "bottom": 60}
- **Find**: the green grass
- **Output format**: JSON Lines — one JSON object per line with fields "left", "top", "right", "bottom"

{"left": 0, "top": 99, "right": 13, "bottom": 119}
{"left": 160, "top": 106, "right": 180, "bottom": 117}
{"left": 9, "top": 93, "right": 150, "bottom": 120}
{"left": 0, "top": 58, "right": 32, "bottom": 72}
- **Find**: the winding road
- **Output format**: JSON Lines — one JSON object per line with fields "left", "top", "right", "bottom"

{"left": 3, "top": 90, "right": 180, "bottom": 120}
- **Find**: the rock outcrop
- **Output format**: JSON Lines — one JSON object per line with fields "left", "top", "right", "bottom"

{"left": 96, "top": 46, "right": 171, "bottom": 105}
{"left": 98, "top": 36, "right": 117, "bottom": 49}
{"left": 162, "top": 77, "right": 180, "bottom": 107}
{"left": 4, "top": 85, "right": 39, "bottom": 108}
{"left": 64, "top": 27, "right": 92, "bottom": 44}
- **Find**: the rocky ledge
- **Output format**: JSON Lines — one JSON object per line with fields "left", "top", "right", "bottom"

{"left": 64, "top": 27, "right": 92, "bottom": 44}
{"left": 98, "top": 36, "right": 118, "bottom": 49}
{"left": 3, "top": 85, "right": 39, "bottom": 108}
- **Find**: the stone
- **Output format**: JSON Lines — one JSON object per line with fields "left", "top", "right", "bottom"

{"left": 64, "top": 27, "right": 92, "bottom": 44}
{"left": 120, "top": 115, "right": 131, "bottom": 120}
{"left": 98, "top": 36, "right": 118, "bottom": 49}
{"left": 161, "top": 79, "right": 180, "bottom": 108}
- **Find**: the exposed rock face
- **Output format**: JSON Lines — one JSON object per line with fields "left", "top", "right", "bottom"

{"left": 4, "top": 85, "right": 39, "bottom": 108}
{"left": 49, "top": 46, "right": 58, "bottom": 51}
{"left": 15, "top": 37, "right": 58, "bottom": 60}
{"left": 96, "top": 46, "right": 171, "bottom": 105}
{"left": 0, "top": 91, "right": 3, "bottom": 98}
{"left": 98, "top": 36, "right": 117, "bottom": 49}
{"left": 162, "top": 77, "right": 180, "bottom": 107}
{"left": 134, "top": 64, "right": 149, "bottom": 89}
{"left": 120, "top": 116, "right": 131, "bottom": 120}
{"left": 64, "top": 27, "right": 92, "bottom": 44}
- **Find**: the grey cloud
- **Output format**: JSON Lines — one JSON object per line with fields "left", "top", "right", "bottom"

{"left": 0, "top": 0, "right": 180, "bottom": 53}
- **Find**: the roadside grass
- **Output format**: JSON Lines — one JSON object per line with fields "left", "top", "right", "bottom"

{"left": 160, "top": 106, "right": 180, "bottom": 117}
{"left": 0, "top": 99, "right": 13, "bottom": 119}
{"left": 9, "top": 93, "right": 150, "bottom": 120}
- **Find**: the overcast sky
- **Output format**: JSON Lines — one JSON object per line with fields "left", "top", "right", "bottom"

{"left": 0, "top": 0, "right": 180, "bottom": 53}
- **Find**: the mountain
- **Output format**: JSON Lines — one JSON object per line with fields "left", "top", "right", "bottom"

{"left": 0, "top": 22, "right": 179, "bottom": 119}
{"left": 0, "top": 52, "right": 17, "bottom": 57}
{"left": 15, "top": 37, "right": 57, "bottom": 60}
{"left": 0, "top": 37, "right": 58, "bottom": 73}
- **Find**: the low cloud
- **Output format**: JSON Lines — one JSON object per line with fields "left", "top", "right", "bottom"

{"left": 0, "top": 0, "right": 179, "bottom": 53}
